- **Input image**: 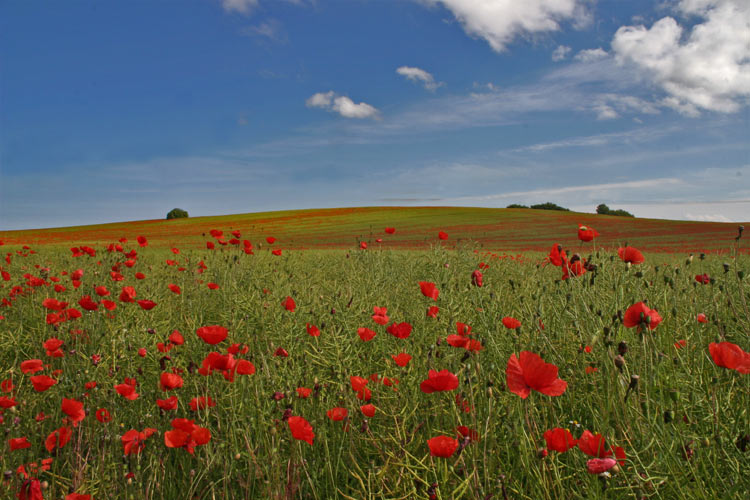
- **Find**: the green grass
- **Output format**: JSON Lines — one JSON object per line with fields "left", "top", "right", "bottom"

{"left": 0, "top": 223, "right": 748, "bottom": 499}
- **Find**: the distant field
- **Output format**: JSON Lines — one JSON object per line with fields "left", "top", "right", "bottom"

{"left": 1, "top": 206, "right": 747, "bottom": 254}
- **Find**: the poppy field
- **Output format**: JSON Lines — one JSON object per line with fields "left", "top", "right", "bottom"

{"left": 0, "top": 216, "right": 748, "bottom": 499}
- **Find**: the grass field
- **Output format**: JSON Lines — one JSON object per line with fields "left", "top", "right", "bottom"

{"left": 0, "top": 208, "right": 748, "bottom": 499}
{"left": 1, "top": 206, "right": 748, "bottom": 254}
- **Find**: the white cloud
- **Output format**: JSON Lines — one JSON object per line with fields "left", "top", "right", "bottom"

{"left": 418, "top": 0, "right": 588, "bottom": 52}
{"left": 574, "top": 47, "right": 608, "bottom": 62}
{"left": 396, "top": 66, "right": 443, "bottom": 91}
{"left": 551, "top": 45, "right": 571, "bottom": 61}
{"left": 591, "top": 93, "right": 661, "bottom": 119}
{"left": 612, "top": 0, "right": 750, "bottom": 115}
{"left": 306, "top": 91, "right": 379, "bottom": 119}
{"left": 594, "top": 104, "right": 618, "bottom": 120}
{"left": 221, "top": 0, "right": 259, "bottom": 14}
{"left": 240, "top": 19, "right": 288, "bottom": 43}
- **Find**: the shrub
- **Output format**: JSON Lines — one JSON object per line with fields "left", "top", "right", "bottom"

{"left": 506, "top": 204, "right": 529, "bottom": 209}
{"left": 596, "top": 204, "right": 634, "bottom": 217}
{"left": 529, "top": 202, "right": 569, "bottom": 211}
{"left": 166, "top": 208, "right": 189, "bottom": 220}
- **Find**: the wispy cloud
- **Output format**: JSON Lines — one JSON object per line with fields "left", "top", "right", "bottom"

{"left": 396, "top": 66, "right": 444, "bottom": 91}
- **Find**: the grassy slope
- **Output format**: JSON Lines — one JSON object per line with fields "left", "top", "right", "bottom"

{"left": 1, "top": 206, "right": 747, "bottom": 253}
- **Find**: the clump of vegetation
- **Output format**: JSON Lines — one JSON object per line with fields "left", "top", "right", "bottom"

{"left": 597, "top": 203, "right": 634, "bottom": 217}
{"left": 166, "top": 208, "right": 189, "bottom": 220}
{"left": 530, "top": 202, "right": 570, "bottom": 211}
{"left": 506, "top": 202, "right": 570, "bottom": 211}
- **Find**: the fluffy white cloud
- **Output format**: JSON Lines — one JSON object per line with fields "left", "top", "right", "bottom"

{"left": 418, "top": 0, "right": 588, "bottom": 52}
{"left": 396, "top": 66, "right": 443, "bottom": 91}
{"left": 612, "top": 0, "right": 750, "bottom": 115}
{"left": 221, "top": 0, "right": 259, "bottom": 13}
{"left": 574, "top": 47, "right": 608, "bottom": 62}
{"left": 306, "top": 91, "right": 379, "bottom": 119}
{"left": 551, "top": 45, "right": 571, "bottom": 61}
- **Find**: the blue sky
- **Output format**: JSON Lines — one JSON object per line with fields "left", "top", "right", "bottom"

{"left": 1, "top": 0, "right": 748, "bottom": 230}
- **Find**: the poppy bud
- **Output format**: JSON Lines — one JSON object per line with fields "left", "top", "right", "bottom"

{"left": 738, "top": 270, "right": 745, "bottom": 279}
{"left": 629, "top": 374, "right": 640, "bottom": 389}
{"left": 618, "top": 341, "right": 628, "bottom": 356}
{"left": 537, "top": 447, "right": 548, "bottom": 458}
{"left": 614, "top": 355, "right": 625, "bottom": 371}
{"left": 723, "top": 262, "right": 730, "bottom": 273}
{"left": 668, "top": 389, "right": 679, "bottom": 402}
{"left": 664, "top": 410, "right": 674, "bottom": 423}
{"left": 3, "top": 470, "right": 11, "bottom": 481}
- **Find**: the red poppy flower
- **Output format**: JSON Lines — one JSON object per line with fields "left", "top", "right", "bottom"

{"left": 190, "top": 396, "right": 216, "bottom": 411}
{"left": 119, "top": 286, "right": 136, "bottom": 303}
{"left": 674, "top": 339, "right": 687, "bottom": 349}
{"left": 207, "top": 282, "right": 220, "bottom": 290}
{"left": 136, "top": 236, "right": 148, "bottom": 247}
{"left": 386, "top": 322, "right": 412, "bottom": 339}
{"left": 43, "top": 298, "right": 68, "bottom": 311}
{"left": 274, "top": 347, "right": 289, "bottom": 357}
{"left": 288, "top": 416, "right": 314, "bottom": 445}
{"left": 438, "top": 231, "right": 449, "bottom": 240}
{"left": 506, "top": 351, "right": 567, "bottom": 399}
{"left": 282, "top": 296, "right": 296, "bottom": 312}
{"left": 169, "top": 330, "right": 184, "bottom": 345}
{"left": 456, "top": 425, "right": 480, "bottom": 443}
{"left": 9, "top": 437, "right": 31, "bottom": 451}
{"left": 115, "top": 382, "right": 139, "bottom": 400}
{"left": 66, "top": 493, "right": 92, "bottom": 500}
{"left": 392, "top": 353, "right": 412, "bottom": 367}
{"left": 196, "top": 325, "right": 228, "bottom": 345}
{"left": 420, "top": 369, "right": 459, "bottom": 393}
{"left": 427, "top": 306, "right": 439, "bottom": 318}
{"left": 427, "top": 435, "right": 458, "bottom": 458}
{"left": 372, "top": 306, "right": 389, "bottom": 325}
{"left": 577, "top": 224, "right": 599, "bottom": 242}
{"left": 156, "top": 396, "right": 178, "bottom": 411}
{"left": 419, "top": 281, "right": 439, "bottom": 301}
{"left": 618, "top": 246, "right": 644, "bottom": 264}
{"left": 21, "top": 359, "right": 44, "bottom": 374}
{"left": 30, "top": 375, "right": 57, "bottom": 392}
{"left": 135, "top": 272, "right": 146, "bottom": 280}
{"left": 695, "top": 273, "right": 710, "bottom": 284}
{"left": 0, "top": 396, "right": 17, "bottom": 408}
{"left": 271, "top": 249, "right": 282, "bottom": 256}
{"left": 357, "top": 327, "right": 376, "bottom": 341}
{"left": 697, "top": 313, "right": 708, "bottom": 323}
{"left": 623, "top": 302, "right": 662, "bottom": 330}
{"left": 61, "top": 398, "right": 85, "bottom": 424}
{"left": 709, "top": 342, "right": 750, "bottom": 374}
{"left": 502, "top": 317, "right": 521, "bottom": 329}
{"left": 17, "top": 478, "right": 43, "bottom": 500}
{"left": 101, "top": 300, "right": 116, "bottom": 310}
{"left": 575, "top": 430, "right": 610, "bottom": 457}
{"left": 45, "top": 426, "right": 72, "bottom": 452}
{"left": 78, "top": 295, "right": 99, "bottom": 311}
{"left": 164, "top": 418, "right": 211, "bottom": 454}
{"left": 543, "top": 428, "right": 577, "bottom": 453}
{"left": 296, "top": 387, "right": 312, "bottom": 398}
{"left": 327, "top": 407, "right": 348, "bottom": 421}
{"left": 306, "top": 323, "right": 320, "bottom": 337}
{"left": 446, "top": 334, "right": 469, "bottom": 348}
{"left": 357, "top": 404, "right": 375, "bottom": 417}
{"left": 385, "top": 227, "right": 395, "bottom": 234}
{"left": 168, "top": 284, "right": 181, "bottom": 294}
{"left": 587, "top": 458, "right": 617, "bottom": 474}
{"left": 266, "top": 236, "right": 276, "bottom": 244}
{"left": 137, "top": 299, "right": 157, "bottom": 310}
{"left": 1, "top": 379, "right": 14, "bottom": 393}
{"left": 121, "top": 428, "right": 157, "bottom": 455}
{"left": 96, "top": 408, "right": 112, "bottom": 422}
{"left": 471, "top": 270, "right": 483, "bottom": 287}
{"left": 160, "top": 372, "right": 184, "bottom": 391}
